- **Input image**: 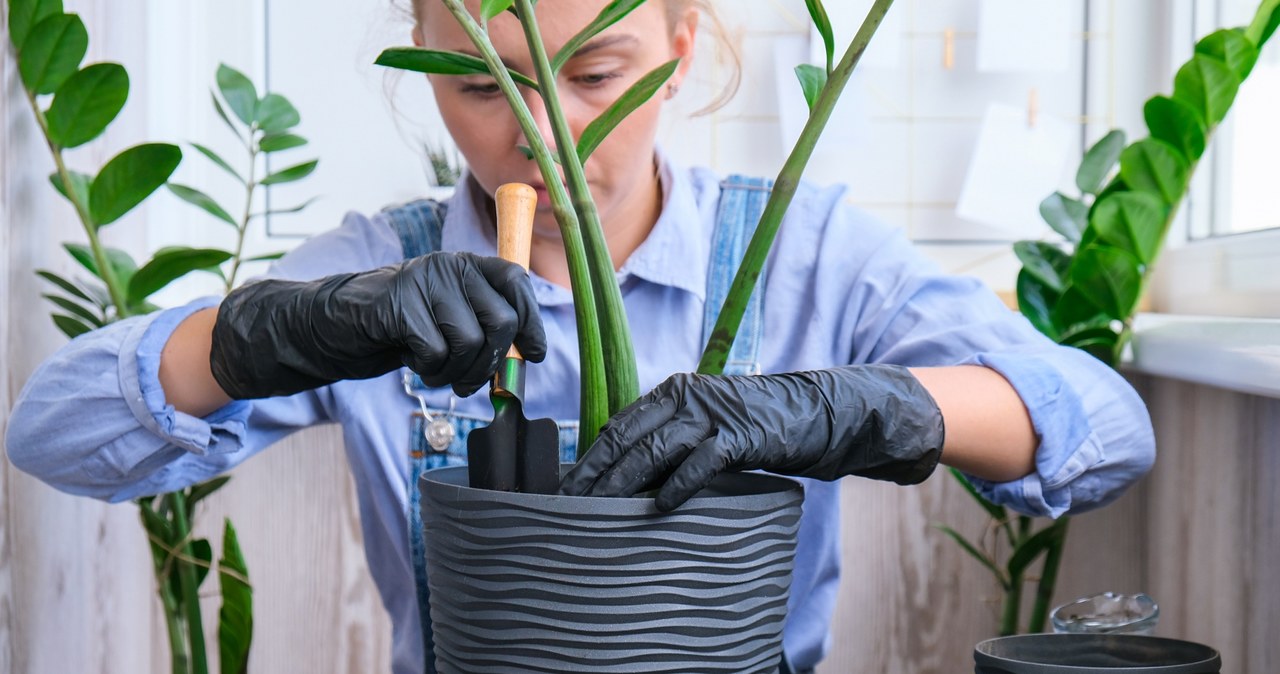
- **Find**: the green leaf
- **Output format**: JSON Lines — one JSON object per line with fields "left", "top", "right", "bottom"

{"left": 48, "top": 169, "right": 91, "bottom": 207}
{"left": 218, "top": 520, "right": 253, "bottom": 674}
{"left": 515, "top": 145, "right": 560, "bottom": 164}
{"left": 480, "top": 0, "right": 515, "bottom": 21}
{"left": 1013, "top": 241, "right": 1070, "bottom": 293}
{"left": 934, "top": 524, "right": 1007, "bottom": 587}
{"left": 45, "top": 62, "right": 129, "bottom": 149}
{"left": 36, "top": 269, "right": 94, "bottom": 304}
{"left": 51, "top": 313, "right": 93, "bottom": 339}
{"left": 255, "top": 93, "right": 299, "bottom": 133}
{"left": 1049, "top": 285, "right": 1109, "bottom": 339}
{"left": 254, "top": 196, "right": 319, "bottom": 217}
{"left": 63, "top": 242, "right": 98, "bottom": 276}
{"left": 1070, "top": 244, "right": 1143, "bottom": 321}
{"left": 191, "top": 142, "right": 245, "bottom": 185}
{"left": 374, "top": 47, "right": 539, "bottom": 89}
{"left": 127, "top": 247, "right": 233, "bottom": 305}
{"left": 191, "top": 538, "right": 213, "bottom": 589}
{"left": 9, "top": 0, "right": 63, "bottom": 51}
{"left": 1118, "top": 139, "right": 1189, "bottom": 206}
{"left": 1195, "top": 28, "right": 1259, "bottom": 80}
{"left": 62, "top": 243, "right": 137, "bottom": 284}
{"left": 259, "top": 159, "right": 318, "bottom": 186}
{"left": 1090, "top": 191, "right": 1168, "bottom": 265}
{"left": 577, "top": 59, "right": 679, "bottom": 164}
{"left": 188, "top": 476, "right": 232, "bottom": 509}
{"left": 1075, "top": 129, "right": 1125, "bottom": 196}
{"left": 89, "top": 143, "right": 183, "bottom": 226}
{"left": 1038, "top": 192, "right": 1087, "bottom": 243}
{"left": 17, "top": 13, "right": 87, "bottom": 94}
{"left": 550, "top": 0, "right": 646, "bottom": 73}
{"left": 1058, "top": 325, "right": 1121, "bottom": 366}
{"left": 1259, "top": 3, "right": 1280, "bottom": 45}
{"left": 1144, "top": 95, "right": 1207, "bottom": 161}
{"left": 948, "top": 468, "right": 1008, "bottom": 522}
{"left": 805, "top": 0, "right": 835, "bottom": 72}
{"left": 258, "top": 132, "right": 307, "bottom": 153}
{"left": 243, "top": 251, "right": 286, "bottom": 263}
{"left": 211, "top": 89, "right": 243, "bottom": 141}
{"left": 1016, "top": 268, "right": 1060, "bottom": 339}
{"left": 42, "top": 293, "right": 102, "bottom": 327}
{"left": 1172, "top": 54, "right": 1240, "bottom": 127}
{"left": 168, "top": 184, "right": 237, "bottom": 226}
{"left": 217, "top": 63, "right": 258, "bottom": 126}
{"left": 1007, "top": 523, "right": 1062, "bottom": 579}
{"left": 794, "top": 64, "right": 827, "bottom": 111}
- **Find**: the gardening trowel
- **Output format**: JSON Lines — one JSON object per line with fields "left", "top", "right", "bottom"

{"left": 466, "top": 183, "right": 560, "bottom": 494}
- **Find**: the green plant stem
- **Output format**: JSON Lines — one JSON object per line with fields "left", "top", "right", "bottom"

{"left": 1029, "top": 517, "right": 1069, "bottom": 632}
{"left": 514, "top": 0, "right": 639, "bottom": 415}
{"left": 438, "top": 0, "right": 610, "bottom": 448}
{"left": 1247, "top": 0, "right": 1280, "bottom": 43}
{"left": 154, "top": 539, "right": 191, "bottom": 673}
{"left": 698, "top": 0, "right": 895, "bottom": 374}
{"left": 169, "top": 491, "right": 209, "bottom": 674}
{"left": 23, "top": 88, "right": 132, "bottom": 317}
{"left": 1000, "top": 570, "right": 1023, "bottom": 637}
{"left": 226, "top": 138, "right": 260, "bottom": 291}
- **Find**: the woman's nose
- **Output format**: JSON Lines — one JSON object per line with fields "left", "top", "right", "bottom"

{"left": 520, "top": 90, "right": 557, "bottom": 154}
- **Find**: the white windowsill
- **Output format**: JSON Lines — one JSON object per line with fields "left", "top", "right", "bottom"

{"left": 1127, "top": 314, "right": 1280, "bottom": 399}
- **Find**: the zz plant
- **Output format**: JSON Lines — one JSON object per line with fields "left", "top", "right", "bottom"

{"left": 8, "top": 1, "right": 317, "bottom": 671}
{"left": 377, "top": 0, "right": 895, "bottom": 448}
{"left": 940, "top": 0, "right": 1280, "bottom": 636}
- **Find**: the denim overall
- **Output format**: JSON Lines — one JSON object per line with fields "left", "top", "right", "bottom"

{"left": 385, "top": 175, "right": 782, "bottom": 674}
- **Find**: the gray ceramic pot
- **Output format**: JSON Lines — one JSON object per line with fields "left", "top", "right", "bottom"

{"left": 418, "top": 465, "right": 804, "bottom": 674}
{"left": 974, "top": 634, "right": 1221, "bottom": 673}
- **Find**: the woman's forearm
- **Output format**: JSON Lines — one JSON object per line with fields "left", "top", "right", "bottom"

{"left": 159, "top": 307, "right": 232, "bottom": 418}
{"left": 910, "top": 365, "right": 1037, "bottom": 483}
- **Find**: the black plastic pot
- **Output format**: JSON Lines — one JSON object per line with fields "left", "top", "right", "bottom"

{"left": 975, "top": 634, "right": 1221, "bottom": 673}
{"left": 418, "top": 465, "right": 804, "bottom": 674}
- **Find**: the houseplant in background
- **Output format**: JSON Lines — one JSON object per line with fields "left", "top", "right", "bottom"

{"left": 373, "top": 0, "right": 896, "bottom": 670}
{"left": 7, "top": 1, "right": 317, "bottom": 670}
{"left": 939, "top": 0, "right": 1280, "bottom": 638}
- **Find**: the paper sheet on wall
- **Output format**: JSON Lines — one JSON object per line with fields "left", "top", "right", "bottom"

{"left": 955, "top": 103, "right": 1075, "bottom": 237}
{"left": 775, "top": 34, "right": 867, "bottom": 152}
{"left": 810, "top": 0, "right": 903, "bottom": 71}
{"left": 976, "top": 0, "right": 1072, "bottom": 73}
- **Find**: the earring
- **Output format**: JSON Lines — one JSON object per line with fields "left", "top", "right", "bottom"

{"left": 666, "top": 82, "right": 680, "bottom": 99}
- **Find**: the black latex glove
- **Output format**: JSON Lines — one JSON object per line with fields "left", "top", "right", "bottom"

{"left": 210, "top": 252, "right": 545, "bottom": 399}
{"left": 560, "top": 365, "right": 945, "bottom": 511}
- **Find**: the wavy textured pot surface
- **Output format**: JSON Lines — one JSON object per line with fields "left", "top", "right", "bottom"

{"left": 419, "top": 466, "right": 804, "bottom": 674}
{"left": 974, "top": 634, "right": 1221, "bottom": 674}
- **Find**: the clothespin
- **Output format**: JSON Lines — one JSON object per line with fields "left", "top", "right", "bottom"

{"left": 943, "top": 27, "right": 955, "bottom": 70}
{"left": 1027, "top": 88, "right": 1039, "bottom": 128}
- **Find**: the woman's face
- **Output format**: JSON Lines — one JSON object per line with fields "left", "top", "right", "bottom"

{"left": 415, "top": 0, "right": 696, "bottom": 238}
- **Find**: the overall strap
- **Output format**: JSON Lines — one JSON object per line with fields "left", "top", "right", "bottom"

{"left": 703, "top": 175, "right": 773, "bottom": 376}
{"left": 383, "top": 198, "right": 448, "bottom": 259}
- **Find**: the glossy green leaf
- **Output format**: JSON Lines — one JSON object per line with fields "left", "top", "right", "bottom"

{"left": 258, "top": 132, "right": 307, "bottom": 153}
{"left": 127, "top": 247, "right": 233, "bottom": 305}
{"left": 550, "top": 0, "right": 646, "bottom": 73}
{"left": 188, "top": 476, "right": 232, "bottom": 509}
{"left": 259, "top": 159, "right": 318, "bottom": 186}
{"left": 1014, "top": 241, "right": 1070, "bottom": 293}
{"left": 217, "top": 63, "right": 258, "bottom": 126}
{"left": 18, "top": 13, "right": 87, "bottom": 94}
{"left": 1259, "top": 3, "right": 1280, "bottom": 45}
{"left": 9, "top": 0, "right": 63, "bottom": 51}
{"left": 218, "top": 520, "right": 253, "bottom": 674}
{"left": 1016, "top": 269, "right": 1059, "bottom": 339}
{"left": 935, "top": 524, "right": 1006, "bottom": 586}
{"left": 211, "top": 90, "right": 243, "bottom": 141}
{"left": 1038, "top": 192, "right": 1087, "bottom": 243}
{"left": 48, "top": 169, "right": 91, "bottom": 207}
{"left": 1118, "top": 139, "right": 1189, "bottom": 206}
{"left": 45, "top": 62, "right": 128, "bottom": 149}
{"left": 1090, "top": 191, "right": 1167, "bottom": 265}
{"left": 805, "top": 0, "right": 835, "bottom": 72}
{"left": 89, "top": 143, "right": 183, "bottom": 226}
{"left": 1075, "top": 129, "right": 1125, "bottom": 196}
{"left": 1172, "top": 54, "right": 1240, "bottom": 127}
{"left": 1070, "top": 244, "right": 1143, "bottom": 321}
{"left": 1049, "top": 285, "right": 1108, "bottom": 339}
{"left": 481, "top": 0, "right": 515, "bottom": 20}
{"left": 1007, "top": 523, "right": 1062, "bottom": 579}
{"left": 192, "top": 142, "right": 245, "bottom": 184}
{"left": 948, "top": 468, "right": 1007, "bottom": 522}
{"left": 62, "top": 243, "right": 137, "bottom": 284}
{"left": 375, "top": 47, "right": 539, "bottom": 89}
{"left": 51, "top": 313, "right": 93, "bottom": 338}
{"left": 1144, "top": 95, "right": 1207, "bottom": 161}
{"left": 168, "top": 184, "right": 236, "bottom": 226}
{"left": 42, "top": 293, "right": 102, "bottom": 326}
{"left": 191, "top": 537, "right": 213, "bottom": 589}
{"left": 1058, "top": 324, "right": 1121, "bottom": 367}
{"left": 794, "top": 64, "right": 827, "bottom": 111}
{"left": 577, "top": 59, "right": 678, "bottom": 164}
{"left": 243, "top": 251, "right": 287, "bottom": 263}
{"left": 1196, "top": 28, "right": 1259, "bottom": 80}
{"left": 255, "top": 93, "right": 299, "bottom": 133}
{"left": 36, "top": 269, "right": 94, "bottom": 304}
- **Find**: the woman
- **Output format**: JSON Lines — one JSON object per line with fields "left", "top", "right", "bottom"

{"left": 5, "top": 1, "right": 1155, "bottom": 672}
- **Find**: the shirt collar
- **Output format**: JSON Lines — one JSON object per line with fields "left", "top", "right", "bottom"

{"left": 440, "top": 149, "right": 708, "bottom": 305}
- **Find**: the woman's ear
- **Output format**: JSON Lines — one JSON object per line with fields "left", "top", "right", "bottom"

{"left": 669, "top": 6, "right": 700, "bottom": 87}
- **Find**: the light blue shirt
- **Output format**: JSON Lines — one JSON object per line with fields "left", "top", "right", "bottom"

{"left": 6, "top": 157, "right": 1155, "bottom": 672}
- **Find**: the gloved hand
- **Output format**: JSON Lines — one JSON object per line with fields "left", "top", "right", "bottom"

{"left": 210, "top": 252, "right": 545, "bottom": 399}
{"left": 560, "top": 365, "right": 945, "bottom": 511}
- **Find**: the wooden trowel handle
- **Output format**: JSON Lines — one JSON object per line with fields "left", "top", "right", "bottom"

{"left": 495, "top": 183, "right": 537, "bottom": 361}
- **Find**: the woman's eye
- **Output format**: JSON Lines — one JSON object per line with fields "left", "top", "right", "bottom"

{"left": 572, "top": 72, "right": 621, "bottom": 88}
{"left": 459, "top": 82, "right": 501, "bottom": 97}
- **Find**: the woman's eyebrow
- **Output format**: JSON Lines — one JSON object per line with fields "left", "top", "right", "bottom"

{"left": 569, "top": 34, "right": 639, "bottom": 58}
